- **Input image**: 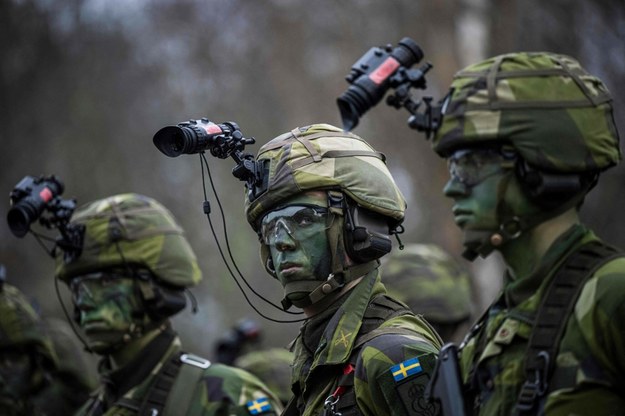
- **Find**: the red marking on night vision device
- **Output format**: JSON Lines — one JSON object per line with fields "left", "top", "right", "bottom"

{"left": 369, "top": 57, "right": 400, "bottom": 85}
{"left": 203, "top": 123, "right": 223, "bottom": 134}
{"left": 39, "top": 187, "right": 53, "bottom": 202}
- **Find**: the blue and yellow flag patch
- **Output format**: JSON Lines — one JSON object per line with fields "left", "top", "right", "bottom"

{"left": 247, "top": 397, "right": 272, "bottom": 415}
{"left": 390, "top": 357, "right": 423, "bottom": 382}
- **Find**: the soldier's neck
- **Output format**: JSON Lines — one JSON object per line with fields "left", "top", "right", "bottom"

{"left": 500, "top": 208, "right": 579, "bottom": 281}
{"left": 110, "top": 327, "right": 164, "bottom": 369}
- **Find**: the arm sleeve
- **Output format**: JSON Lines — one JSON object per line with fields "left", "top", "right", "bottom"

{"left": 354, "top": 334, "right": 441, "bottom": 416}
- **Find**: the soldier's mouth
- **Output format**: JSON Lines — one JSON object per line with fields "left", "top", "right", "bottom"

{"left": 452, "top": 207, "right": 472, "bottom": 226}
{"left": 279, "top": 262, "right": 302, "bottom": 275}
{"left": 81, "top": 320, "right": 112, "bottom": 333}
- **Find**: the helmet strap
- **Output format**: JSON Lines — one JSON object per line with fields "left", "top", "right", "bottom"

{"left": 281, "top": 260, "right": 379, "bottom": 309}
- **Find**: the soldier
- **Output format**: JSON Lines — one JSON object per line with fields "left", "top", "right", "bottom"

{"left": 0, "top": 276, "right": 94, "bottom": 415}
{"left": 244, "top": 124, "right": 443, "bottom": 416}
{"left": 381, "top": 243, "right": 474, "bottom": 343}
{"left": 430, "top": 52, "right": 624, "bottom": 414}
{"left": 54, "top": 193, "right": 282, "bottom": 415}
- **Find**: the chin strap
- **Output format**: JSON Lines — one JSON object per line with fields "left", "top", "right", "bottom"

{"left": 281, "top": 260, "right": 379, "bottom": 309}
{"left": 462, "top": 172, "right": 589, "bottom": 261}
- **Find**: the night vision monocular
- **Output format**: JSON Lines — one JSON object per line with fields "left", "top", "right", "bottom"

{"left": 7, "top": 175, "right": 83, "bottom": 261}
{"left": 153, "top": 118, "right": 268, "bottom": 200}
{"left": 337, "top": 37, "right": 443, "bottom": 136}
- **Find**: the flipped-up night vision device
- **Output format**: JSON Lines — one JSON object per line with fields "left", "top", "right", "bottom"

{"left": 153, "top": 118, "right": 268, "bottom": 200}
{"left": 337, "top": 37, "right": 444, "bottom": 136}
{"left": 7, "top": 175, "right": 83, "bottom": 261}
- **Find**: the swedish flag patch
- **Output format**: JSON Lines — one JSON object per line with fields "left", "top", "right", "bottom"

{"left": 390, "top": 357, "right": 423, "bottom": 382}
{"left": 247, "top": 397, "right": 272, "bottom": 415}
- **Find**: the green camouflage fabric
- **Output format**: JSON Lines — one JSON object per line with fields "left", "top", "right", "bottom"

{"left": 0, "top": 284, "right": 55, "bottom": 362}
{"left": 381, "top": 243, "right": 472, "bottom": 323}
{"left": 287, "top": 269, "right": 443, "bottom": 416}
{"left": 459, "top": 224, "right": 625, "bottom": 415}
{"left": 0, "top": 285, "right": 95, "bottom": 415}
{"left": 55, "top": 193, "right": 201, "bottom": 288}
{"left": 245, "top": 124, "right": 406, "bottom": 229}
{"left": 76, "top": 330, "right": 284, "bottom": 416}
{"left": 31, "top": 317, "right": 97, "bottom": 414}
{"left": 234, "top": 348, "right": 294, "bottom": 405}
{"left": 0, "top": 283, "right": 55, "bottom": 416}
{"left": 433, "top": 52, "right": 621, "bottom": 172}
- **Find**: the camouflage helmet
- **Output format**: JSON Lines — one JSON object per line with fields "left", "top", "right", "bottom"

{"left": 55, "top": 193, "right": 201, "bottom": 288}
{"left": 245, "top": 124, "right": 406, "bottom": 229}
{"left": 0, "top": 283, "right": 56, "bottom": 365}
{"left": 381, "top": 244, "right": 472, "bottom": 323}
{"left": 234, "top": 348, "right": 294, "bottom": 405}
{"left": 434, "top": 52, "right": 621, "bottom": 172}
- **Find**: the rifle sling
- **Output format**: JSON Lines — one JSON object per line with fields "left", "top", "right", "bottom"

{"left": 515, "top": 240, "right": 623, "bottom": 414}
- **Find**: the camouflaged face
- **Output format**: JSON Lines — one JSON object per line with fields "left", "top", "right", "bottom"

{"left": 0, "top": 284, "right": 55, "bottom": 362}
{"left": 434, "top": 52, "right": 621, "bottom": 173}
{"left": 244, "top": 124, "right": 406, "bottom": 229}
{"left": 381, "top": 244, "right": 473, "bottom": 322}
{"left": 55, "top": 193, "right": 201, "bottom": 288}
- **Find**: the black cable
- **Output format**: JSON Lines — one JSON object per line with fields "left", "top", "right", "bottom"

{"left": 30, "top": 230, "right": 56, "bottom": 258}
{"left": 53, "top": 275, "right": 93, "bottom": 354}
{"left": 201, "top": 153, "right": 302, "bottom": 316}
{"left": 199, "top": 153, "right": 306, "bottom": 323}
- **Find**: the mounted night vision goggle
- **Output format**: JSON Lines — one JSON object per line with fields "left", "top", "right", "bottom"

{"left": 7, "top": 175, "right": 84, "bottom": 262}
{"left": 153, "top": 118, "right": 269, "bottom": 201}
{"left": 337, "top": 37, "right": 449, "bottom": 137}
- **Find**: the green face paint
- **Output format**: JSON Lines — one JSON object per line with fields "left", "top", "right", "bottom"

{"left": 70, "top": 272, "right": 143, "bottom": 353}
{"left": 261, "top": 193, "right": 333, "bottom": 303}
{"left": 444, "top": 148, "right": 541, "bottom": 250}
{"left": 444, "top": 169, "right": 503, "bottom": 232}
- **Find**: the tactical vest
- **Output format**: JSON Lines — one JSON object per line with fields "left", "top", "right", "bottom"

{"left": 465, "top": 240, "right": 623, "bottom": 415}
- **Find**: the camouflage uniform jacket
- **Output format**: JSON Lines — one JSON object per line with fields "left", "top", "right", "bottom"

{"left": 459, "top": 224, "right": 625, "bottom": 415}
{"left": 76, "top": 328, "right": 283, "bottom": 416}
{"left": 286, "top": 268, "right": 443, "bottom": 416}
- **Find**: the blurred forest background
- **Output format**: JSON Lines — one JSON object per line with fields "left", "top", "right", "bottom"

{"left": 1, "top": 0, "right": 624, "bottom": 360}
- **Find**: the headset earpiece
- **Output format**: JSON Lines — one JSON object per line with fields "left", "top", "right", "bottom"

{"left": 515, "top": 159, "right": 592, "bottom": 210}
{"left": 144, "top": 283, "right": 186, "bottom": 321}
{"left": 135, "top": 274, "right": 187, "bottom": 321}
{"left": 343, "top": 203, "right": 392, "bottom": 263}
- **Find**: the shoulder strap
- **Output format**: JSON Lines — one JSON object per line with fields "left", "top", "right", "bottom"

{"left": 163, "top": 354, "right": 210, "bottom": 416}
{"left": 138, "top": 352, "right": 210, "bottom": 416}
{"left": 516, "top": 240, "right": 623, "bottom": 414}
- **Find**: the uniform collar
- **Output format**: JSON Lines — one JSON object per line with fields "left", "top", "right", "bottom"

{"left": 309, "top": 268, "right": 384, "bottom": 367}
{"left": 504, "top": 223, "right": 595, "bottom": 307}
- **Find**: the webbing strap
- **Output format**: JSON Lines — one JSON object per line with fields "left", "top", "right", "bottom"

{"left": 163, "top": 354, "right": 210, "bottom": 416}
{"left": 139, "top": 354, "right": 182, "bottom": 416}
{"left": 290, "top": 150, "right": 385, "bottom": 170}
{"left": 515, "top": 240, "right": 623, "bottom": 414}
{"left": 138, "top": 352, "right": 210, "bottom": 416}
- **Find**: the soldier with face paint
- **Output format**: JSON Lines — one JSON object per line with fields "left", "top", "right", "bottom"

{"left": 54, "top": 193, "right": 282, "bottom": 416}
{"left": 244, "top": 124, "right": 443, "bottom": 416}
{"left": 0, "top": 278, "right": 95, "bottom": 416}
{"left": 430, "top": 52, "right": 625, "bottom": 414}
